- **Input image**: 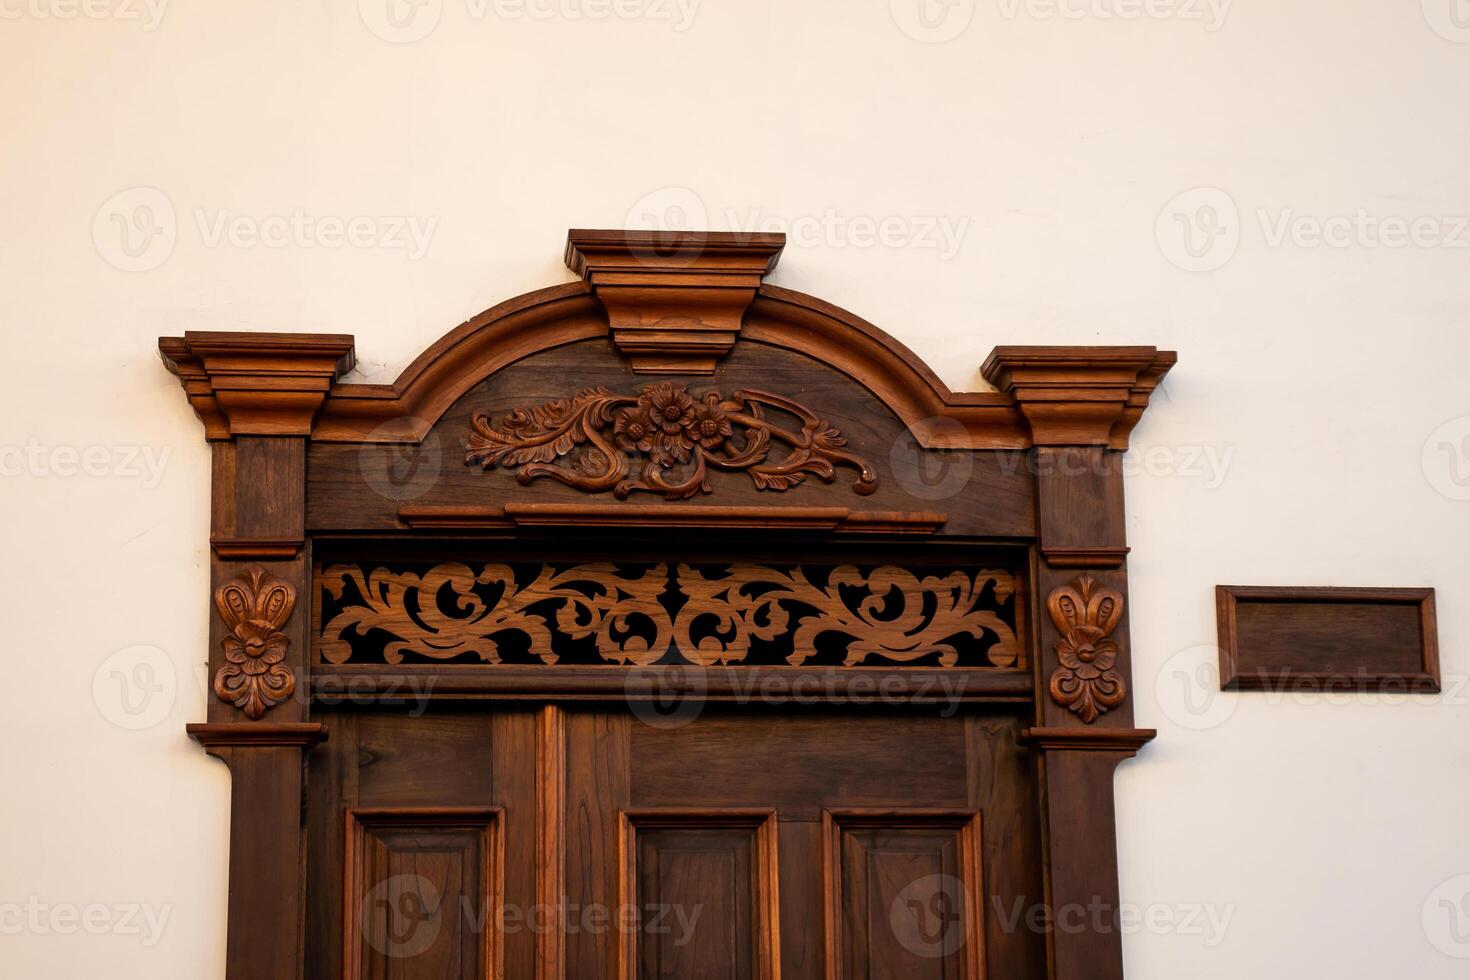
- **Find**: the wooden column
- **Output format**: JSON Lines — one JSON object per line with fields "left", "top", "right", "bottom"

{"left": 983, "top": 346, "right": 1175, "bottom": 980}
{"left": 162, "top": 332, "right": 355, "bottom": 980}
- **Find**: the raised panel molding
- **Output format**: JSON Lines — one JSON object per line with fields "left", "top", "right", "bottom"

{"left": 617, "top": 809, "right": 781, "bottom": 980}
{"left": 1216, "top": 585, "right": 1440, "bottom": 692}
{"left": 343, "top": 808, "right": 503, "bottom": 980}
{"left": 822, "top": 809, "right": 985, "bottom": 980}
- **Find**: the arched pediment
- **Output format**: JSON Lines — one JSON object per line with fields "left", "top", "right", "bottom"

{"left": 160, "top": 229, "right": 1174, "bottom": 452}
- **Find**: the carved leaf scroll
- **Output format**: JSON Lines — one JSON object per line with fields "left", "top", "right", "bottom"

{"left": 317, "top": 561, "right": 1020, "bottom": 669}
{"left": 214, "top": 565, "right": 296, "bottom": 720}
{"left": 1046, "top": 574, "right": 1126, "bottom": 723}
{"left": 465, "top": 382, "right": 878, "bottom": 500}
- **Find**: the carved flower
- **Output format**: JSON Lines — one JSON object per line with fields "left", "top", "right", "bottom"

{"left": 213, "top": 566, "right": 296, "bottom": 720}
{"left": 686, "top": 394, "right": 733, "bottom": 449}
{"left": 223, "top": 619, "right": 290, "bottom": 676}
{"left": 644, "top": 383, "right": 696, "bottom": 435}
{"left": 613, "top": 406, "right": 657, "bottom": 454}
{"left": 1055, "top": 625, "right": 1118, "bottom": 681}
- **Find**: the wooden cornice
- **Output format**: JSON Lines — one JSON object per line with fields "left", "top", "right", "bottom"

{"left": 565, "top": 228, "right": 786, "bottom": 374}
{"left": 981, "top": 346, "right": 1176, "bottom": 449}
{"left": 159, "top": 332, "right": 356, "bottom": 439}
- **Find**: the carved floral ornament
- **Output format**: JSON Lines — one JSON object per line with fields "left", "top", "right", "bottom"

{"left": 466, "top": 382, "right": 877, "bottom": 501}
{"left": 318, "top": 561, "right": 1020, "bottom": 669}
{"left": 1046, "top": 574, "right": 1126, "bottom": 723}
{"left": 214, "top": 566, "right": 296, "bottom": 720}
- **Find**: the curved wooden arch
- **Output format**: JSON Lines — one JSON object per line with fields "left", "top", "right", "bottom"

{"left": 159, "top": 229, "right": 1174, "bottom": 449}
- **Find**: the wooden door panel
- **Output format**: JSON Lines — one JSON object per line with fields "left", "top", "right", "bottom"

{"left": 825, "top": 812, "right": 984, "bottom": 980}
{"left": 343, "top": 809, "right": 501, "bottom": 980}
{"left": 307, "top": 706, "right": 1043, "bottom": 980}
{"left": 618, "top": 811, "right": 780, "bottom": 980}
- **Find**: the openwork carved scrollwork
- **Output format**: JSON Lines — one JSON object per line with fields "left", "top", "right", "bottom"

{"left": 1046, "top": 574, "right": 1126, "bottom": 723}
{"left": 465, "top": 382, "right": 878, "bottom": 500}
{"left": 673, "top": 564, "right": 1019, "bottom": 668}
{"left": 214, "top": 566, "right": 296, "bottom": 720}
{"left": 319, "top": 563, "right": 671, "bottom": 666}
{"left": 317, "top": 561, "right": 1019, "bottom": 669}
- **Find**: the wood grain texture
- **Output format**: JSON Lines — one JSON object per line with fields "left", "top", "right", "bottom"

{"left": 617, "top": 809, "right": 780, "bottom": 980}
{"left": 1216, "top": 585, "right": 1440, "bottom": 691}
{"left": 343, "top": 808, "right": 503, "bottom": 980}
{"left": 822, "top": 810, "right": 985, "bottom": 980}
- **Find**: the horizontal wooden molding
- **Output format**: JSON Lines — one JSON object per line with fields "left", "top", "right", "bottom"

{"left": 1041, "top": 545, "right": 1130, "bottom": 569}
{"left": 566, "top": 228, "right": 785, "bottom": 374}
{"left": 1216, "top": 585, "right": 1440, "bottom": 692}
{"left": 210, "top": 536, "right": 305, "bottom": 559}
{"left": 396, "top": 502, "right": 948, "bottom": 533}
{"left": 186, "top": 722, "right": 327, "bottom": 749}
{"left": 1018, "top": 727, "right": 1156, "bottom": 753}
{"left": 311, "top": 666, "right": 1034, "bottom": 703}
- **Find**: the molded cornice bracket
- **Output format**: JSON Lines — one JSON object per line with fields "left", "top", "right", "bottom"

{"left": 981, "top": 346, "right": 1176, "bottom": 449}
{"left": 158, "top": 332, "right": 357, "bottom": 439}
{"left": 565, "top": 228, "right": 786, "bottom": 374}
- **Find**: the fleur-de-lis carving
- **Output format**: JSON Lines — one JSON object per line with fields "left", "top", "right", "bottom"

{"left": 213, "top": 566, "right": 296, "bottom": 720}
{"left": 1046, "top": 574, "right": 1125, "bottom": 723}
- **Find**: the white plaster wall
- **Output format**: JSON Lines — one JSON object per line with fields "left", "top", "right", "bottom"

{"left": 2, "top": 0, "right": 1468, "bottom": 975}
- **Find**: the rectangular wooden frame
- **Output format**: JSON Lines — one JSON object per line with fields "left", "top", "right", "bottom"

{"left": 1216, "top": 585, "right": 1440, "bottom": 692}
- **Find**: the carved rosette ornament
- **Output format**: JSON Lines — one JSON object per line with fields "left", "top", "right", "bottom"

{"left": 214, "top": 566, "right": 296, "bottom": 720}
{"left": 466, "top": 382, "right": 877, "bottom": 501}
{"left": 1046, "top": 574, "right": 1126, "bottom": 723}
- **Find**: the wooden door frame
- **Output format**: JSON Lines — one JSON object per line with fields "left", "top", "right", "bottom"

{"left": 163, "top": 228, "right": 1174, "bottom": 980}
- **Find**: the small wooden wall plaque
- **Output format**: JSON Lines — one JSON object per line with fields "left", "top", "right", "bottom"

{"left": 1216, "top": 585, "right": 1440, "bottom": 693}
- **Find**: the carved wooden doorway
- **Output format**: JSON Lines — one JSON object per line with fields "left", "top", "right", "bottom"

{"left": 163, "top": 229, "right": 1174, "bottom": 980}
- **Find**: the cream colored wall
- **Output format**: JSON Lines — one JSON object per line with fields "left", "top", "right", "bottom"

{"left": 3, "top": 0, "right": 1469, "bottom": 976}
